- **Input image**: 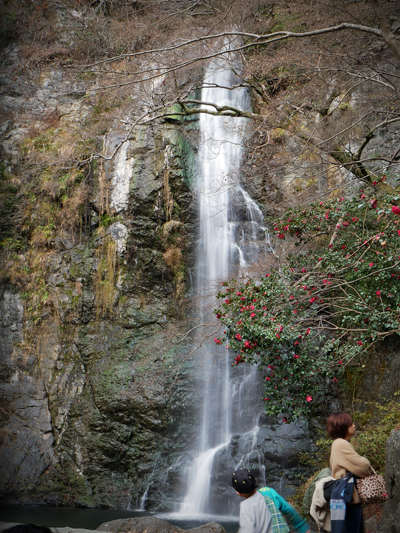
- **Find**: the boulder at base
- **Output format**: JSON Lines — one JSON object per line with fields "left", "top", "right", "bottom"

{"left": 97, "top": 518, "right": 226, "bottom": 533}
{"left": 380, "top": 428, "right": 400, "bottom": 532}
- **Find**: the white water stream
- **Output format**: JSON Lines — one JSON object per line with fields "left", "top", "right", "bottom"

{"left": 179, "top": 47, "right": 271, "bottom": 517}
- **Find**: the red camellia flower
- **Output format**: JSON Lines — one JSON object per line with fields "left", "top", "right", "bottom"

{"left": 392, "top": 206, "right": 400, "bottom": 215}
{"left": 266, "top": 377, "right": 271, "bottom": 381}
{"left": 236, "top": 334, "right": 242, "bottom": 340}
{"left": 306, "top": 395, "right": 312, "bottom": 402}
{"left": 369, "top": 263, "right": 374, "bottom": 267}
{"left": 357, "top": 341, "right": 363, "bottom": 346}
{"left": 333, "top": 378, "right": 338, "bottom": 382}
{"left": 376, "top": 290, "right": 381, "bottom": 297}
{"left": 293, "top": 354, "right": 300, "bottom": 359}
{"left": 214, "top": 338, "right": 222, "bottom": 345}
{"left": 342, "top": 245, "right": 346, "bottom": 249}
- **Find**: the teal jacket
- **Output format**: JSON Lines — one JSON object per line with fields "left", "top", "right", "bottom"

{"left": 258, "top": 487, "right": 309, "bottom": 533}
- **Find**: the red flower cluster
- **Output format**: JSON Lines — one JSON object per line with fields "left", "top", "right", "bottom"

{"left": 234, "top": 355, "right": 243, "bottom": 365}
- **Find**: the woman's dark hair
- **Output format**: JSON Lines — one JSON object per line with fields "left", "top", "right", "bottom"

{"left": 327, "top": 412, "right": 353, "bottom": 439}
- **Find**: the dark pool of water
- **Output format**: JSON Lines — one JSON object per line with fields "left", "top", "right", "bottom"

{"left": 0, "top": 507, "right": 239, "bottom": 533}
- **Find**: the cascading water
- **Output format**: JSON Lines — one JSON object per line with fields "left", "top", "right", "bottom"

{"left": 179, "top": 45, "right": 271, "bottom": 518}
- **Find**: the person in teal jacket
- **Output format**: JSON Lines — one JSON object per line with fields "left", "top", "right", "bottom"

{"left": 232, "top": 468, "right": 310, "bottom": 533}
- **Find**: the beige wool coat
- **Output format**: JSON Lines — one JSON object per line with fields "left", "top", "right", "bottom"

{"left": 310, "top": 475, "right": 336, "bottom": 532}
{"left": 329, "top": 438, "right": 372, "bottom": 504}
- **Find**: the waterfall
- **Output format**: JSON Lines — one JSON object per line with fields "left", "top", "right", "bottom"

{"left": 138, "top": 486, "right": 150, "bottom": 511}
{"left": 179, "top": 45, "right": 270, "bottom": 518}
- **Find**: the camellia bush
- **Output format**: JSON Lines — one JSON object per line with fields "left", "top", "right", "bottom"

{"left": 214, "top": 184, "right": 400, "bottom": 421}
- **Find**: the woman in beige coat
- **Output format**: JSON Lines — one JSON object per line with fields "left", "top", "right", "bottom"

{"left": 327, "top": 412, "right": 372, "bottom": 532}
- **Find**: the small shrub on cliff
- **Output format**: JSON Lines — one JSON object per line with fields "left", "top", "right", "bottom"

{"left": 163, "top": 245, "right": 183, "bottom": 272}
{"left": 94, "top": 230, "right": 117, "bottom": 318}
{"left": 353, "top": 401, "right": 400, "bottom": 473}
{"left": 214, "top": 183, "right": 400, "bottom": 421}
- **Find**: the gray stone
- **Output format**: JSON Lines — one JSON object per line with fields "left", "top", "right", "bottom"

{"left": 0, "top": 289, "right": 54, "bottom": 496}
{"left": 97, "top": 518, "right": 225, "bottom": 533}
{"left": 108, "top": 223, "right": 128, "bottom": 255}
{"left": 365, "top": 517, "right": 378, "bottom": 532}
{"left": 380, "top": 429, "right": 400, "bottom": 532}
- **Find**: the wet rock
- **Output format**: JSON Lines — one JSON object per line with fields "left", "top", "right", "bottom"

{"left": 208, "top": 416, "right": 310, "bottom": 514}
{"left": 97, "top": 518, "right": 225, "bottom": 533}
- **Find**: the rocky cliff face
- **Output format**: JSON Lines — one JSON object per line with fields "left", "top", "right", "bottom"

{"left": 0, "top": 16, "right": 309, "bottom": 508}
{"left": 0, "top": 76, "right": 311, "bottom": 509}
{"left": 0, "top": 8, "right": 201, "bottom": 503}
{"left": 381, "top": 429, "right": 400, "bottom": 533}
{"left": 0, "top": 286, "right": 55, "bottom": 496}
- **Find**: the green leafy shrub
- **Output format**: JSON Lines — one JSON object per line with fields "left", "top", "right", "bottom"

{"left": 353, "top": 401, "right": 400, "bottom": 473}
{"left": 214, "top": 183, "right": 400, "bottom": 420}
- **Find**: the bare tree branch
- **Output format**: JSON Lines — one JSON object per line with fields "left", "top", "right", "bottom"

{"left": 369, "top": 0, "right": 400, "bottom": 63}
